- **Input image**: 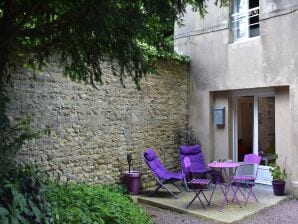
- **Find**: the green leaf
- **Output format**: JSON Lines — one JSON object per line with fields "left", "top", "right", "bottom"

{"left": 0, "top": 207, "right": 9, "bottom": 218}
{"left": 29, "top": 200, "right": 42, "bottom": 222}
{"left": 10, "top": 216, "right": 19, "bottom": 224}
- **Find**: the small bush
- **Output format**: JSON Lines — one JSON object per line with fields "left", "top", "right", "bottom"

{"left": 0, "top": 165, "right": 51, "bottom": 224}
{"left": 0, "top": 86, "right": 52, "bottom": 224}
{"left": 47, "top": 183, "right": 151, "bottom": 224}
{"left": 176, "top": 127, "right": 201, "bottom": 146}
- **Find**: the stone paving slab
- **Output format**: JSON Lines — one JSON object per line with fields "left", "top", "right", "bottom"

{"left": 135, "top": 184, "right": 288, "bottom": 223}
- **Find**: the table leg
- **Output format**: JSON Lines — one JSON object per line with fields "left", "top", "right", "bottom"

{"left": 208, "top": 177, "right": 228, "bottom": 205}
{"left": 219, "top": 167, "right": 243, "bottom": 210}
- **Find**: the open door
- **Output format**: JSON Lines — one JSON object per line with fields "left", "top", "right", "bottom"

{"left": 234, "top": 94, "right": 275, "bottom": 184}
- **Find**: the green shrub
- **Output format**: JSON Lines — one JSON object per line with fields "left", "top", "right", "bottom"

{"left": 269, "top": 164, "right": 287, "bottom": 181}
{"left": 176, "top": 127, "right": 201, "bottom": 146}
{"left": 0, "top": 165, "right": 52, "bottom": 224}
{"left": 269, "top": 154, "right": 287, "bottom": 181}
{"left": 47, "top": 183, "right": 151, "bottom": 224}
{"left": 0, "top": 86, "right": 52, "bottom": 224}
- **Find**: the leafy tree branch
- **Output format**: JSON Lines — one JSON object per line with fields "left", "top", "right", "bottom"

{"left": 0, "top": 0, "right": 228, "bottom": 87}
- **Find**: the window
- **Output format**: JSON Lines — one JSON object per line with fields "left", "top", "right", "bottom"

{"left": 231, "top": 0, "right": 260, "bottom": 41}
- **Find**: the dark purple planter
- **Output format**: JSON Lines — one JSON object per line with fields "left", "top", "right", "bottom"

{"left": 124, "top": 171, "right": 142, "bottom": 195}
{"left": 272, "top": 180, "right": 286, "bottom": 196}
{"left": 211, "top": 170, "right": 224, "bottom": 184}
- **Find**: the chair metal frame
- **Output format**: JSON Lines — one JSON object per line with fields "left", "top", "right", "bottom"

{"left": 232, "top": 154, "right": 261, "bottom": 204}
{"left": 144, "top": 148, "right": 185, "bottom": 199}
{"left": 147, "top": 174, "right": 184, "bottom": 199}
{"left": 184, "top": 157, "right": 211, "bottom": 209}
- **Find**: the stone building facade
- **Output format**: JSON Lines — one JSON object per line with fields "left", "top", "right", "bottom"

{"left": 175, "top": 0, "right": 298, "bottom": 194}
{"left": 6, "top": 60, "right": 188, "bottom": 188}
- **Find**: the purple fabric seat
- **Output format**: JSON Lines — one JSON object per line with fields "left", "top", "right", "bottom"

{"left": 233, "top": 175, "right": 255, "bottom": 181}
{"left": 232, "top": 154, "right": 261, "bottom": 204}
{"left": 144, "top": 148, "right": 185, "bottom": 199}
{"left": 191, "top": 179, "right": 211, "bottom": 185}
{"left": 179, "top": 145, "right": 209, "bottom": 190}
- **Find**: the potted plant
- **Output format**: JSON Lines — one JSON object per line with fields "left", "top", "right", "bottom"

{"left": 176, "top": 127, "right": 201, "bottom": 146}
{"left": 123, "top": 152, "right": 142, "bottom": 195}
{"left": 269, "top": 159, "right": 287, "bottom": 196}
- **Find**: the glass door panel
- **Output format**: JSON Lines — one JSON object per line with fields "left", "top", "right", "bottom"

{"left": 256, "top": 96, "right": 275, "bottom": 184}
{"left": 258, "top": 96, "right": 275, "bottom": 161}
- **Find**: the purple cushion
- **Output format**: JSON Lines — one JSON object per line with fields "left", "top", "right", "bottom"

{"left": 144, "top": 148, "right": 156, "bottom": 161}
{"left": 234, "top": 175, "right": 255, "bottom": 181}
{"left": 144, "top": 148, "right": 185, "bottom": 181}
{"left": 179, "top": 145, "right": 201, "bottom": 155}
{"left": 191, "top": 179, "right": 210, "bottom": 185}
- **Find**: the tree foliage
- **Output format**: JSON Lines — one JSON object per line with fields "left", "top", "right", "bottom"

{"left": 0, "top": 0, "right": 227, "bottom": 87}
{"left": 0, "top": 2, "right": 230, "bottom": 222}
{"left": 0, "top": 165, "right": 52, "bottom": 224}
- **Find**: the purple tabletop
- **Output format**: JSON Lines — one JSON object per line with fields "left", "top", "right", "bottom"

{"left": 208, "top": 162, "right": 240, "bottom": 168}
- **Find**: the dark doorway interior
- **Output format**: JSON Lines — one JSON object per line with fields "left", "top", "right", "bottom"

{"left": 237, "top": 96, "right": 254, "bottom": 162}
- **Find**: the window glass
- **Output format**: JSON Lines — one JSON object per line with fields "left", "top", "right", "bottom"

{"left": 232, "top": 0, "right": 259, "bottom": 41}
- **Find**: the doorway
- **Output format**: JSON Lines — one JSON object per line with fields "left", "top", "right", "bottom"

{"left": 237, "top": 96, "right": 254, "bottom": 162}
{"left": 234, "top": 92, "right": 276, "bottom": 184}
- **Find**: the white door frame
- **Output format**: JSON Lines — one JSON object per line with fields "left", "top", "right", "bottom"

{"left": 232, "top": 88, "right": 275, "bottom": 184}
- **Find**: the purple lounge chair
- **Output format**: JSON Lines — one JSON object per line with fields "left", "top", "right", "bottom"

{"left": 144, "top": 148, "right": 185, "bottom": 199}
{"left": 232, "top": 154, "right": 261, "bottom": 204}
{"left": 179, "top": 145, "right": 209, "bottom": 191}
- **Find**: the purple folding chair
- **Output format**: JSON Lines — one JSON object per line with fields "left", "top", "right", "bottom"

{"left": 232, "top": 154, "right": 261, "bottom": 204}
{"left": 179, "top": 145, "right": 209, "bottom": 191}
{"left": 184, "top": 157, "right": 211, "bottom": 209}
{"left": 144, "top": 148, "right": 185, "bottom": 199}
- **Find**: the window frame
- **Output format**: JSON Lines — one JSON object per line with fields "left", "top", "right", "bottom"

{"left": 231, "top": 0, "right": 260, "bottom": 42}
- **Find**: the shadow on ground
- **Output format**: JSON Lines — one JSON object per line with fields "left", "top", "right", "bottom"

{"left": 134, "top": 183, "right": 288, "bottom": 223}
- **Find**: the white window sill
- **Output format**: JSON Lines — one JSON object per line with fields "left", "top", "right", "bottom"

{"left": 229, "top": 36, "right": 261, "bottom": 45}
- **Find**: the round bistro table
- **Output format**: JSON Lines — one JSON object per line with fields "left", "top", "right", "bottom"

{"left": 208, "top": 162, "right": 240, "bottom": 210}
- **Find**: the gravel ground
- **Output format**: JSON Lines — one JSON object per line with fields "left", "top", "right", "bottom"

{"left": 141, "top": 199, "right": 298, "bottom": 224}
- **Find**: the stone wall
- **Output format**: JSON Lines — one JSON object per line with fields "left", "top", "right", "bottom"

{"left": 5, "top": 60, "right": 188, "bottom": 188}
